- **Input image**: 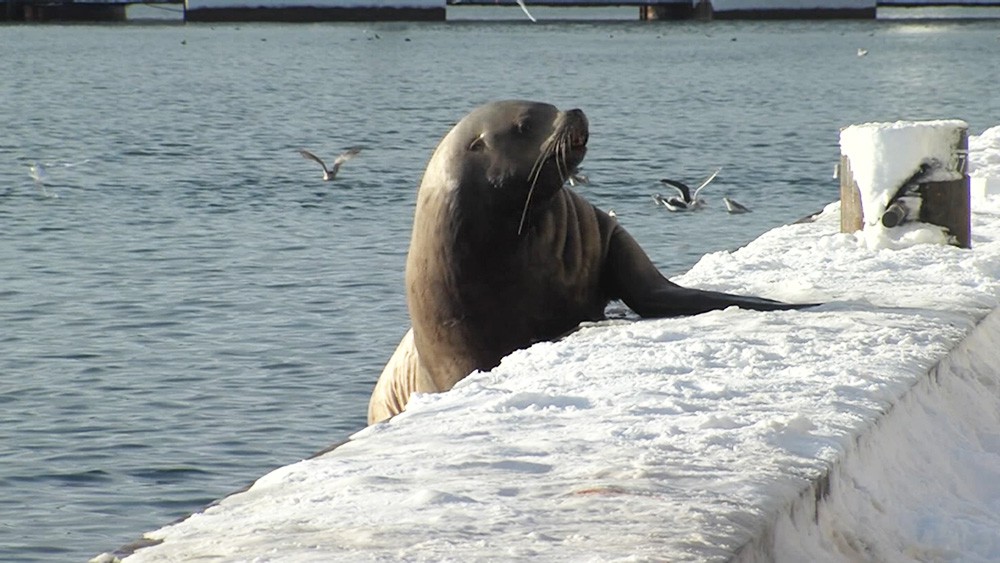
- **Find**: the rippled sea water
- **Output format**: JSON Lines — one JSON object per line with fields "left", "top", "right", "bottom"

{"left": 1, "top": 16, "right": 998, "bottom": 561}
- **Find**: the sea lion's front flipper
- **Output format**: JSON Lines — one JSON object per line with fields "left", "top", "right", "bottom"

{"left": 604, "top": 225, "right": 812, "bottom": 318}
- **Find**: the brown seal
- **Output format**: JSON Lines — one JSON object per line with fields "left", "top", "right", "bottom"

{"left": 368, "top": 100, "right": 811, "bottom": 424}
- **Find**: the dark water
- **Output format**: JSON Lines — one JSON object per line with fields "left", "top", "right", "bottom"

{"left": 1, "top": 18, "right": 998, "bottom": 562}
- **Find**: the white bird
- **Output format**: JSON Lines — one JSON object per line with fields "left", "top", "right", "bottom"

{"left": 723, "top": 197, "right": 751, "bottom": 214}
{"left": 857, "top": 48, "right": 869, "bottom": 57}
{"left": 655, "top": 168, "right": 721, "bottom": 212}
{"left": 298, "top": 147, "right": 362, "bottom": 181}
{"left": 28, "top": 162, "right": 55, "bottom": 197}
{"left": 28, "top": 162, "right": 47, "bottom": 184}
{"left": 516, "top": 0, "right": 538, "bottom": 22}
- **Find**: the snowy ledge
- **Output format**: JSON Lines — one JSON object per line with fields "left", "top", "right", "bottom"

{"left": 105, "top": 128, "right": 1000, "bottom": 562}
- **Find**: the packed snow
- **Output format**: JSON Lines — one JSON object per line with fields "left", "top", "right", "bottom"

{"left": 98, "top": 126, "right": 1000, "bottom": 562}
{"left": 971, "top": 125, "right": 1000, "bottom": 201}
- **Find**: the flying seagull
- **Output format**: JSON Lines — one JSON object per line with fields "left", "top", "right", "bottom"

{"left": 298, "top": 147, "right": 362, "bottom": 181}
{"left": 516, "top": 0, "right": 538, "bottom": 22}
{"left": 655, "top": 168, "right": 721, "bottom": 212}
{"left": 28, "top": 162, "right": 47, "bottom": 185}
{"left": 28, "top": 162, "right": 55, "bottom": 198}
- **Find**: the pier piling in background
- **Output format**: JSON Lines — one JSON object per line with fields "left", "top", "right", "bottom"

{"left": 20, "top": 1, "right": 128, "bottom": 21}
{"left": 639, "top": 1, "right": 705, "bottom": 20}
{"left": 839, "top": 121, "right": 971, "bottom": 248}
{"left": 183, "top": 2, "right": 445, "bottom": 22}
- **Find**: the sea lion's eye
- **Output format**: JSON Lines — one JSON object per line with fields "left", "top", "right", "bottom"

{"left": 468, "top": 135, "right": 486, "bottom": 152}
{"left": 516, "top": 121, "right": 531, "bottom": 135}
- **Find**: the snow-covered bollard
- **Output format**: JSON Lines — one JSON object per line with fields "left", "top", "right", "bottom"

{"left": 838, "top": 120, "right": 970, "bottom": 248}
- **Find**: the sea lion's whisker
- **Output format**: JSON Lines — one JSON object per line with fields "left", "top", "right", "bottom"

{"left": 519, "top": 139, "right": 560, "bottom": 235}
{"left": 518, "top": 171, "right": 542, "bottom": 235}
{"left": 519, "top": 127, "right": 579, "bottom": 234}
{"left": 528, "top": 149, "right": 548, "bottom": 185}
{"left": 558, "top": 136, "right": 571, "bottom": 179}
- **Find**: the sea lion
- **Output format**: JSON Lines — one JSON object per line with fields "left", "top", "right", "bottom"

{"left": 368, "top": 100, "right": 811, "bottom": 424}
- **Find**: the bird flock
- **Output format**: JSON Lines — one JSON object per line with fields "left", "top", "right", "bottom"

{"left": 23, "top": 146, "right": 752, "bottom": 219}
{"left": 294, "top": 148, "right": 750, "bottom": 217}
{"left": 650, "top": 167, "right": 751, "bottom": 215}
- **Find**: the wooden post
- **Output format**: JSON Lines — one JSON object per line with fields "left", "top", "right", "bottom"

{"left": 640, "top": 2, "right": 696, "bottom": 20}
{"left": 838, "top": 154, "right": 863, "bottom": 235}
{"left": 694, "top": 0, "right": 712, "bottom": 20}
{"left": 839, "top": 124, "right": 970, "bottom": 249}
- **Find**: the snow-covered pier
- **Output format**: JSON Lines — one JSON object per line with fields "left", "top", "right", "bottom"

{"left": 95, "top": 126, "right": 1000, "bottom": 562}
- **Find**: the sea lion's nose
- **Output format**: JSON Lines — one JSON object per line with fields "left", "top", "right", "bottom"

{"left": 566, "top": 108, "right": 588, "bottom": 129}
{"left": 562, "top": 109, "right": 589, "bottom": 147}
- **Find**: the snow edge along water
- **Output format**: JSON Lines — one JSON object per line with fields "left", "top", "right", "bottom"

{"left": 734, "top": 306, "right": 1000, "bottom": 562}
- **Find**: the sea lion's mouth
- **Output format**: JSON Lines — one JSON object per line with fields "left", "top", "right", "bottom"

{"left": 537, "top": 108, "right": 589, "bottom": 179}
{"left": 561, "top": 109, "right": 589, "bottom": 159}
{"left": 565, "top": 130, "right": 588, "bottom": 171}
{"left": 568, "top": 127, "right": 589, "bottom": 151}
{"left": 517, "top": 108, "right": 590, "bottom": 235}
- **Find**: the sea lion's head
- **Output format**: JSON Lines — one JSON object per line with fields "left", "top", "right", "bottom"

{"left": 421, "top": 100, "right": 589, "bottom": 233}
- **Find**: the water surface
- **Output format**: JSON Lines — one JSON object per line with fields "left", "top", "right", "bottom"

{"left": 1, "top": 18, "right": 998, "bottom": 561}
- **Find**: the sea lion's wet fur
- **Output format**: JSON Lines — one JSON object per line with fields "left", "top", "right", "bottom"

{"left": 368, "top": 100, "right": 808, "bottom": 424}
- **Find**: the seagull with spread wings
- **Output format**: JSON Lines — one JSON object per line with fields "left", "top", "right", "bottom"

{"left": 655, "top": 167, "right": 721, "bottom": 212}
{"left": 298, "top": 147, "right": 362, "bottom": 181}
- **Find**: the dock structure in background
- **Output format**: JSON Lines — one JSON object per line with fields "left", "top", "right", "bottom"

{"left": 4, "top": 0, "right": 158, "bottom": 21}
{"left": 11, "top": 1, "right": 131, "bottom": 21}
{"left": 639, "top": 1, "right": 707, "bottom": 20}
{"left": 2, "top": 0, "right": 997, "bottom": 23}
{"left": 453, "top": 0, "right": 878, "bottom": 20}
{"left": 691, "top": 0, "right": 877, "bottom": 19}
{"left": 1, "top": 0, "right": 446, "bottom": 21}
{"left": 184, "top": 0, "right": 444, "bottom": 22}
{"left": 880, "top": 0, "right": 1000, "bottom": 5}
{"left": 650, "top": 0, "right": 1000, "bottom": 19}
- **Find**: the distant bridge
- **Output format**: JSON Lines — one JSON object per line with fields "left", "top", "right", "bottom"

{"left": 4, "top": 0, "right": 999, "bottom": 23}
